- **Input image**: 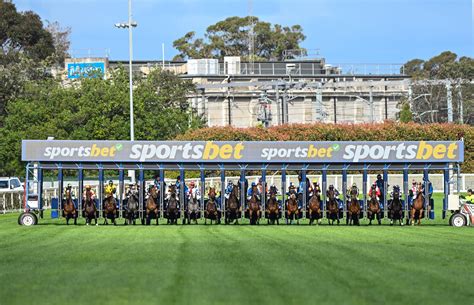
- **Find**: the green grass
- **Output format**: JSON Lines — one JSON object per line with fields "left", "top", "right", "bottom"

{"left": 1, "top": 193, "right": 473, "bottom": 305}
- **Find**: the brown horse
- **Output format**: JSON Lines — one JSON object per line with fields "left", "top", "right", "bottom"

{"left": 166, "top": 184, "right": 179, "bottom": 225}
{"left": 145, "top": 186, "right": 159, "bottom": 225}
{"left": 286, "top": 193, "right": 299, "bottom": 225}
{"left": 83, "top": 189, "right": 97, "bottom": 226}
{"left": 367, "top": 185, "right": 381, "bottom": 225}
{"left": 308, "top": 190, "right": 322, "bottom": 225}
{"left": 410, "top": 183, "right": 424, "bottom": 226}
{"left": 326, "top": 188, "right": 340, "bottom": 225}
{"left": 225, "top": 184, "right": 240, "bottom": 225}
{"left": 205, "top": 187, "right": 219, "bottom": 225}
{"left": 248, "top": 193, "right": 261, "bottom": 225}
{"left": 266, "top": 185, "right": 280, "bottom": 225}
{"left": 347, "top": 187, "right": 360, "bottom": 226}
{"left": 103, "top": 193, "right": 117, "bottom": 225}
{"left": 63, "top": 188, "right": 77, "bottom": 225}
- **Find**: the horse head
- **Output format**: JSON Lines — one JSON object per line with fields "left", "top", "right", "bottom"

{"left": 208, "top": 187, "right": 216, "bottom": 199}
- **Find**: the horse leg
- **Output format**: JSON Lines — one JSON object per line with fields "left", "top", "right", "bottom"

{"left": 377, "top": 212, "right": 382, "bottom": 225}
{"left": 418, "top": 208, "right": 423, "bottom": 226}
{"left": 410, "top": 208, "right": 415, "bottom": 226}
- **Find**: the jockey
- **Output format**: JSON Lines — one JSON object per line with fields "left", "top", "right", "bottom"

{"left": 466, "top": 189, "right": 474, "bottom": 203}
{"left": 64, "top": 183, "right": 76, "bottom": 199}
{"left": 175, "top": 176, "right": 188, "bottom": 194}
{"left": 187, "top": 181, "right": 201, "bottom": 201}
{"left": 326, "top": 184, "right": 340, "bottom": 198}
{"left": 368, "top": 182, "right": 381, "bottom": 200}
{"left": 82, "top": 185, "right": 95, "bottom": 201}
{"left": 287, "top": 183, "right": 297, "bottom": 196}
{"left": 104, "top": 180, "right": 116, "bottom": 198}
{"left": 224, "top": 180, "right": 234, "bottom": 199}
{"left": 312, "top": 181, "right": 321, "bottom": 200}
{"left": 376, "top": 174, "right": 385, "bottom": 202}
{"left": 346, "top": 183, "right": 359, "bottom": 199}
{"left": 247, "top": 182, "right": 261, "bottom": 200}
{"left": 126, "top": 183, "right": 137, "bottom": 198}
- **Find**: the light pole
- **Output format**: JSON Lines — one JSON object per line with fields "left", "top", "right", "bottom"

{"left": 115, "top": 0, "right": 137, "bottom": 141}
{"left": 115, "top": 0, "right": 137, "bottom": 182}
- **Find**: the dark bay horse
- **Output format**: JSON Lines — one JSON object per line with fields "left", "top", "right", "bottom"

{"left": 166, "top": 184, "right": 179, "bottom": 225}
{"left": 266, "top": 185, "right": 280, "bottom": 225}
{"left": 185, "top": 190, "right": 200, "bottom": 225}
{"left": 145, "top": 186, "right": 160, "bottom": 225}
{"left": 205, "top": 187, "right": 219, "bottom": 225}
{"left": 83, "top": 189, "right": 97, "bottom": 226}
{"left": 63, "top": 188, "right": 77, "bottom": 225}
{"left": 248, "top": 193, "right": 261, "bottom": 225}
{"left": 410, "top": 183, "right": 424, "bottom": 226}
{"left": 389, "top": 186, "right": 403, "bottom": 226}
{"left": 225, "top": 184, "right": 240, "bottom": 225}
{"left": 367, "top": 185, "right": 381, "bottom": 225}
{"left": 103, "top": 194, "right": 117, "bottom": 225}
{"left": 308, "top": 191, "right": 322, "bottom": 225}
{"left": 125, "top": 189, "right": 139, "bottom": 225}
{"left": 347, "top": 187, "right": 360, "bottom": 226}
{"left": 326, "top": 188, "right": 340, "bottom": 225}
{"left": 286, "top": 193, "right": 299, "bottom": 225}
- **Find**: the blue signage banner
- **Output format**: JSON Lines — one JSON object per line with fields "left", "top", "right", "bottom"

{"left": 67, "top": 62, "right": 106, "bottom": 79}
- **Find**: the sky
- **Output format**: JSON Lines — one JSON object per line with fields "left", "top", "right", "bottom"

{"left": 13, "top": 0, "right": 474, "bottom": 64}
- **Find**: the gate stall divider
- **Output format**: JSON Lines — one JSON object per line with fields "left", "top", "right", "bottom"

{"left": 281, "top": 165, "right": 288, "bottom": 220}
{"left": 219, "top": 164, "right": 225, "bottom": 221}
{"left": 179, "top": 166, "right": 185, "bottom": 221}
{"left": 57, "top": 164, "right": 63, "bottom": 218}
{"left": 403, "top": 164, "right": 410, "bottom": 222}
{"left": 423, "top": 164, "right": 431, "bottom": 219}
{"left": 239, "top": 166, "right": 247, "bottom": 221}
{"left": 199, "top": 165, "right": 206, "bottom": 220}
{"left": 159, "top": 166, "right": 164, "bottom": 220}
{"left": 322, "top": 165, "right": 328, "bottom": 218}
{"left": 38, "top": 165, "right": 43, "bottom": 214}
{"left": 97, "top": 164, "right": 104, "bottom": 219}
{"left": 443, "top": 164, "right": 449, "bottom": 219}
{"left": 138, "top": 166, "right": 145, "bottom": 221}
{"left": 302, "top": 164, "right": 309, "bottom": 219}
{"left": 363, "top": 164, "right": 369, "bottom": 218}
{"left": 261, "top": 165, "right": 268, "bottom": 219}
{"left": 342, "top": 165, "right": 349, "bottom": 219}
{"left": 118, "top": 166, "right": 124, "bottom": 219}
{"left": 78, "top": 165, "right": 83, "bottom": 217}
{"left": 383, "top": 164, "right": 390, "bottom": 218}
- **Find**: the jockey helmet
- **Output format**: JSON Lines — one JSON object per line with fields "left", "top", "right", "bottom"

{"left": 352, "top": 183, "right": 357, "bottom": 187}
{"left": 85, "top": 185, "right": 91, "bottom": 190}
{"left": 176, "top": 176, "right": 181, "bottom": 181}
{"left": 227, "top": 180, "right": 233, "bottom": 185}
{"left": 329, "top": 184, "right": 334, "bottom": 189}
{"left": 108, "top": 180, "right": 113, "bottom": 184}
{"left": 251, "top": 182, "right": 256, "bottom": 187}
{"left": 190, "top": 181, "right": 195, "bottom": 187}
{"left": 377, "top": 174, "right": 382, "bottom": 179}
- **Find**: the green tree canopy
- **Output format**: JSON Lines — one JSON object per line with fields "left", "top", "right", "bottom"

{"left": 0, "top": 67, "right": 203, "bottom": 176}
{"left": 173, "top": 16, "right": 306, "bottom": 61}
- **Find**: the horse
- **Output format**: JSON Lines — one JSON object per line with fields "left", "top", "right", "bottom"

{"left": 410, "top": 183, "right": 425, "bottom": 226}
{"left": 145, "top": 186, "right": 160, "bottom": 225}
{"left": 185, "top": 190, "right": 200, "bottom": 225}
{"left": 83, "top": 189, "right": 97, "bottom": 226}
{"left": 347, "top": 187, "right": 360, "bottom": 226}
{"left": 307, "top": 190, "right": 322, "bottom": 225}
{"left": 389, "top": 186, "right": 403, "bottom": 226}
{"left": 166, "top": 184, "right": 179, "bottom": 225}
{"left": 326, "top": 188, "right": 340, "bottom": 225}
{"left": 125, "top": 189, "right": 139, "bottom": 225}
{"left": 225, "top": 184, "right": 240, "bottom": 225}
{"left": 286, "top": 193, "right": 299, "bottom": 225}
{"left": 63, "top": 188, "right": 77, "bottom": 225}
{"left": 367, "top": 185, "right": 382, "bottom": 225}
{"left": 248, "top": 193, "right": 261, "bottom": 225}
{"left": 266, "top": 185, "right": 280, "bottom": 225}
{"left": 205, "top": 187, "right": 219, "bottom": 225}
{"left": 103, "top": 193, "right": 117, "bottom": 225}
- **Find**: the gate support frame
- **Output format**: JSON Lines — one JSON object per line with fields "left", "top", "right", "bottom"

{"left": 97, "top": 164, "right": 104, "bottom": 218}
{"left": 443, "top": 164, "right": 449, "bottom": 219}
{"left": 383, "top": 164, "right": 390, "bottom": 215}
{"left": 403, "top": 165, "right": 409, "bottom": 221}
{"left": 199, "top": 165, "right": 206, "bottom": 220}
{"left": 281, "top": 165, "right": 288, "bottom": 218}
{"left": 78, "top": 166, "right": 83, "bottom": 216}
{"left": 322, "top": 165, "right": 329, "bottom": 216}
{"left": 138, "top": 166, "right": 145, "bottom": 221}
{"left": 363, "top": 165, "right": 369, "bottom": 217}
{"left": 118, "top": 166, "right": 124, "bottom": 219}
{"left": 261, "top": 164, "right": 268, "bottom": 219}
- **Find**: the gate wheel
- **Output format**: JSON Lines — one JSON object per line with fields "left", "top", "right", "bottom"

{"left": 18, "top": 212, "right": 38, "bottom": 226}
{"left": 451, "top": 213, "right": 466, "bottom": 227}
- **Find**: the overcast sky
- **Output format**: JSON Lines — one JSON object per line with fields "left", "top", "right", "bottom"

{"left": 13, "top": 0, "right": 474, "bottom": 63}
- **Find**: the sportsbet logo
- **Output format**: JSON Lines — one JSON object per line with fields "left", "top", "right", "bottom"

{"left": 129, "top": 142, "right": 245, "bottom": 162}
{"left": 44, "top": 144, "right": 120, "bottom": 159}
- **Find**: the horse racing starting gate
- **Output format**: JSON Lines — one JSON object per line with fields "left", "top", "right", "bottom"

{"left": 18, "top": 140, "right": 464, "bottom": 226}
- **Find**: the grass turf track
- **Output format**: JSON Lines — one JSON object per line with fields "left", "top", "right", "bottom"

{"left": 0, "top": 194, "right": 473, "bottom": 305}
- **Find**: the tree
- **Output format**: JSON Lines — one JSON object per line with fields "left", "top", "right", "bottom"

{"left": 173, "top": 16, "right": 306, "bottom": 61}
{"left": 0, "top": 67, "right": 204, "bottom": 176}
{"left": 45, "top": 21, "right": 71, "bottom": 67}
{"left": 398, "top": 101, "right": 413, "bottom": 123}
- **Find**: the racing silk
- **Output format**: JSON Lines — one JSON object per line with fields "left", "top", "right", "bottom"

{"left": 466, "top": 194, "right": 474, "bottom": 203}
{"left": 187, "top": 187, "right": 201, "bottom": 200}
{"left": 297, "top": 178, "right": 313, "bottom": 194}
{"left": 247, "top": 187, "right": 260, "bottom": 197}
{"left": 83, "top": 190, "right": 96, "bottom": 200}
{"left": 176, "top": 181, "right": 188, "bottom": 194}
{"left": 225, "top": 184, "right": 234, "bottom": 195}
{"left": 376, "top": 178, "right": 384, "bottom": 193}
{"left": 346, "top": 187, "right": 359, "bottom": 199}
{"left": 368, "top": 186, "right": 381, "bottom": 198}
{"left": 104, "top": 184, "right": 116, "bottom": 197}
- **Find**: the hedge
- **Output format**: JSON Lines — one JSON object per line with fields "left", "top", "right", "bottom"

{"left": 176, "top": 122, "right": 474, "bottom": 172}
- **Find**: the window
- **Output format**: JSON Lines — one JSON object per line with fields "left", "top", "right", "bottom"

{"left": 10, "top": 179, "right": 21, "bottom": 188}
{"left": 0, "top": 181, "right": 8, "bottom": 189}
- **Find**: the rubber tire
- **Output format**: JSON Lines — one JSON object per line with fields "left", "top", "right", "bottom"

{"left": 18, "top": 212, "right": 38, "bottom": 226}
{"left": 451, "top": 213, "right": 466, "bottom": 227}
